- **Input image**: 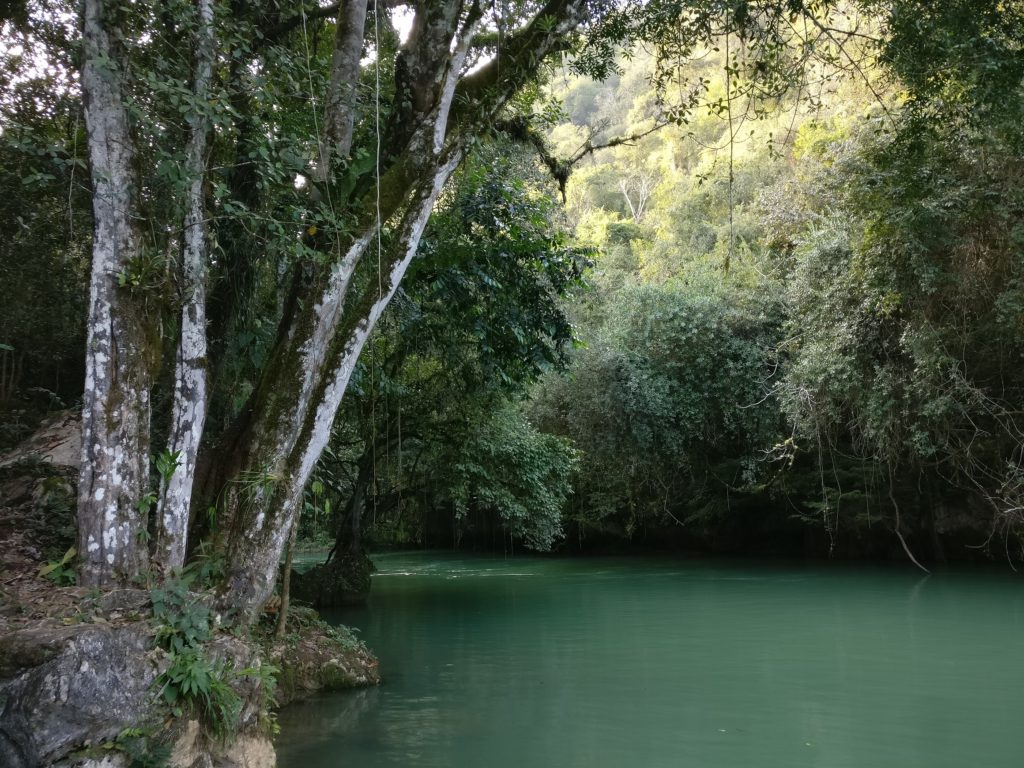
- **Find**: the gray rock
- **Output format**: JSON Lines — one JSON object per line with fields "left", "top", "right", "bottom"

{"left": 0, "top": 623, "right": 159, "bottom": 767}
{"left": 0, "top": 411, "right": 81, "bottom": 471}
{"left": 0, "top": 620, "right": 284, "bottom": 768}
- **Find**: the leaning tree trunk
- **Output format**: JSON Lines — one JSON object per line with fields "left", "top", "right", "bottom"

{"left": 77, "top": 0, "right": 155, "bottom": 586}
{"left": 211, "top": 0, "right": 588, "bottom": 621}
{"left": 154, "top": 0, "right": 216, "bottom": 572}
{"left": 215, "top": 12, "right": 478, "bottom": 619}
{"left": 219, "top": 147, "right": 464, "bottom": 620}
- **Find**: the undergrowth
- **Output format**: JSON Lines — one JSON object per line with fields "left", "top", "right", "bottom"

{"left": 148, "top": 552, "right": 279, "bottom": 746}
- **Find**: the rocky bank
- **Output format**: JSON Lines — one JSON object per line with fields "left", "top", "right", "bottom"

{"left": 0, "top": 412, "right": 380, "bottom": 767}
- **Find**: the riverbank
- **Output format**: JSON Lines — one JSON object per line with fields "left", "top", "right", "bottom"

{"left": 0, "top": 427, "right": 380, "bottom": 768}
{"left": 0, "top": 568, "right": 380, "bottom": 767}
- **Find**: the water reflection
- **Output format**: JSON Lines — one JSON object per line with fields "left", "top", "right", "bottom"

{"left": 276, "top": 554, "right": 1024, "bottom": 768}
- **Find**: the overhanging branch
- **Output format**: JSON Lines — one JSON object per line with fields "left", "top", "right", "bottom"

{"left": 495, "top": 116, "right": 668, "bottom": 201}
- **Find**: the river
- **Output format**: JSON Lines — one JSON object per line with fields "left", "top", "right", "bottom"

{"left": 275, "top": 552, "right": 1024, "bottom": 767}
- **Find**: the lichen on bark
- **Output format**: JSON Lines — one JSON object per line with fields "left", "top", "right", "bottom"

{"left": 77, "top": 0, "right": 155, "bottom": 586}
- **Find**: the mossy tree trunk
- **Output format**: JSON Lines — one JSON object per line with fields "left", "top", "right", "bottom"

{"left": 77, "top": 0, "right": 155, "bottom": 586}
{"left": 212, "top": 0, "right": 592, "bottom": 621}
{"left": 74, "top": 0, "right": 589, "bottom": 605}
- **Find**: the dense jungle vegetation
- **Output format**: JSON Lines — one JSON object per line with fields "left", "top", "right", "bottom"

{"left": 1, "top": 0, "right": 1023, "bottom": 593}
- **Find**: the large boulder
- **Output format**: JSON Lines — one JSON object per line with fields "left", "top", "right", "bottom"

{"left": 0, "top": 617, "right": 277, "bottom": 768}
{"left": 0, "top": 623, "right": 158, "bottom": 767}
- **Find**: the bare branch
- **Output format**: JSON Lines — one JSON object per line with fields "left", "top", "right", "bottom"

{"left": 496, "top": 116, "right": 668, "bottom": 201}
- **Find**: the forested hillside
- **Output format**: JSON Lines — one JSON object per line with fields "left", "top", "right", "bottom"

{"left": 293, "top": 5, "right": 1024, "bottom": 566}
{"left": 525, "top": 22, "right": 1024, "bottom": 564}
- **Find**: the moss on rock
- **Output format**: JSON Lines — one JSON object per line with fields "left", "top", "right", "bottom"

{"left": 259, "top": 607, "right": 380, "bottom": 708}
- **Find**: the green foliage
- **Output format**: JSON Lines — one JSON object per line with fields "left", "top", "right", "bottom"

{"left": 774, "top": 88, "right": 1024, "bottom": 546}
{"left": 39, "top": 546, "right": 76, "bottom": 586}
{"left": 148, "top": 567, "right": 272, "bottom": 740}
{"left": 448, "top": 406, "right": 578, "bottom": 550}
{"left": 158, "top": 648, "right": 242, "bottom": 739}
{"left": 150, "top": 580, "right": 216, "bottom": 652}
{"left": 532, "top": 277, "right": 782, "bottom": 537}
{"left": 155, "top": 449, "right": 181, "bottom": 484}
{"left": 531, "top": 4, "right": 1024, "bottom": 557}
{"left": 113, "top": 727, "right": 173, "bottom": 768}
{"left": 237, "top": 662, "right": 280, "bottom": 734}
{"left": 306, "top": 147, "right": 589, "bottom": 551}
{"left": 0, "top": 19, "right": 89, "bottom": 407}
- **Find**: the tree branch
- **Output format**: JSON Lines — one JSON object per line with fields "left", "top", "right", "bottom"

{"left": 262, "top": 2, "right": 341, "bottom": 44}
{"left": 496, "top": 116, "right": 668, "bottom": 201}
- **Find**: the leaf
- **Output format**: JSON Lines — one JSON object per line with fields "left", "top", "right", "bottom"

{"left": 39, "top": 547, "right": 76, "bottom": 577}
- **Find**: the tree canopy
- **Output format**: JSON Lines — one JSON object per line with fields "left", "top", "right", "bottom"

{"left": 1, "top": 0, "right": 1023, "bottom": 621}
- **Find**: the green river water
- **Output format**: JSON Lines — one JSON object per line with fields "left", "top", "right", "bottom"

{"left": 275, "top": 552, "right": 1024, "bottom": 767}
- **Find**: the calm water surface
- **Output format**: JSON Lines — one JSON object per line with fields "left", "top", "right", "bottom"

{"left": 275, "top": 553, "right": 1024, "bottom": 767}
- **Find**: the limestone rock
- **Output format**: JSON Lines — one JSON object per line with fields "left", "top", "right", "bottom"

{"left": 169, "top": 720, "right": 274, "bottom": 768}
{"left": 0, "top": 623, "right": 158, "bottom": 768}
{"left": 0, "top": 619, "right": 282, "bottom": 768}
{"left": 0, "top": 410, "right": 81, "bottom": 471}
{"left": 268, "top": 608, "right": 381, "bottom": 707}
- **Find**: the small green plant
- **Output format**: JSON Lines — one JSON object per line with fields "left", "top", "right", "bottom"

{"left": 158, "top": 648, "right": 241, "bottom": 739}
{"left": 238, "top": 662, "right": 280, "bottom": 734}
{"left": 137, "top": 491, "right": 157, "bottom": 516}
{"left": 116, "top": 249, "right": 168, "bottom": 294}
{"left": 231, "top": 468, "right": 279, "bottom": 511}
{"left": 149, "top": 569, "right": 275, "bottom": 740}
{"left": 155, "top": 449, "right": 181, "bottom": 484}
{"left": 151, "top": 580, "right": 215, "bottom": 652}
{"left": 39, "top": 546, "right": 76, "bottom": 586}
{"left": 182, "top": 541, "right": 227, "bottom": 587}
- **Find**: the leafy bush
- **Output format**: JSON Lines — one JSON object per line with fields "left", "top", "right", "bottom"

{"left": 149, "top": 571, "right": 274, "bottom": 740}
{"left": 448, "top": 405, "right": 578, "bottom": 550}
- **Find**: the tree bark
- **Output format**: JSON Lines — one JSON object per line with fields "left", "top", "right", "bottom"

{"left": 78, "top": 0, "right": 154, "bottom": 586}
{"left": 274, "top": 514, "right": 299, "bottom": 639}
{"left": 154, "top": 0, "right": 216, "bottom": 573}
{"left": 221, "top": 148, "right": 464, "bottom": 619}
{"left": 216, "top": 2, "right": 479, "bottom": 618}
{"left": 212, "top": 0, "right": 589, "bottom": 621}
{"left": 318, "top": 0, "right": 367, "bottom": 178}
{"left": 330, "top": 452, "right": 373, "bottom": 560}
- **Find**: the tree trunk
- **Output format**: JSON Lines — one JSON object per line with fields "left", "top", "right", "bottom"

{"left": 351, "top": 477, "right": 365, "bottom": 554}
{"left": 317, "top": 0, "right": 367, "bottom": 181}
{"left": 77, "top": 0, "right": 155, "bottom": 586}
{"left": 219, "top": 148, "right": 464, "bottom": 620}
{"left": 275, "top": 514, "right": 299, "bottom": 639}
{"left": 209, "top": 0, "right": 469, "bottom": 620}
{"left": 209, "top": 0, "right": 588, "bottom": 621}
{"left": 153, "top": 0, "right": 216, "bottom": 573}
{"left": 327, "top": 452, "right": 373, "bottom": 561}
